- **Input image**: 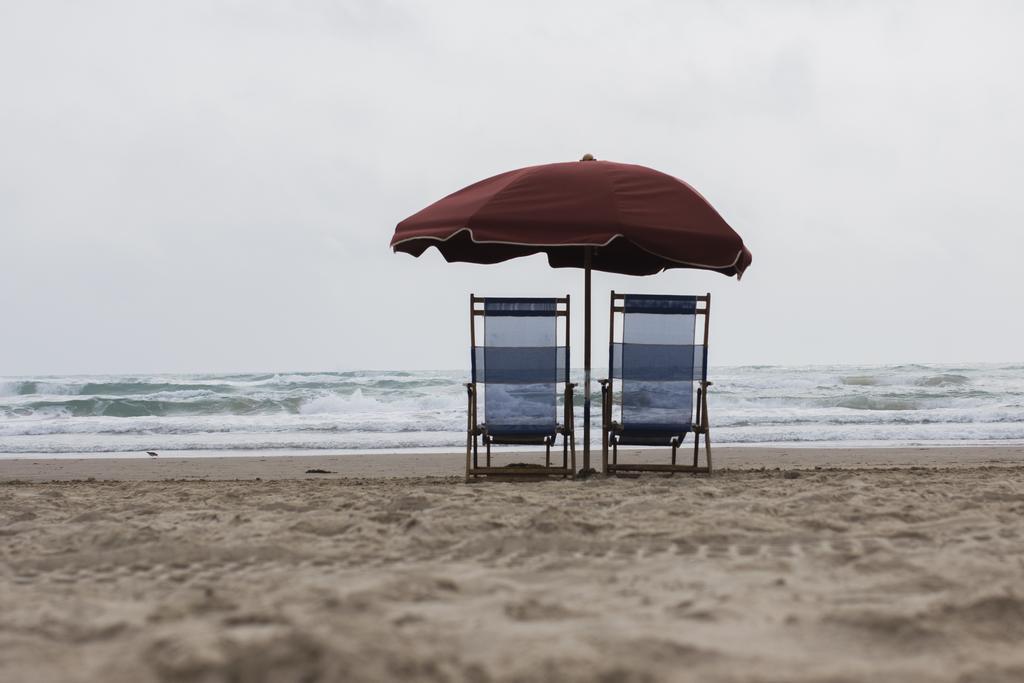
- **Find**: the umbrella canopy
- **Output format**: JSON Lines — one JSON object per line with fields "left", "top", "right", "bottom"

{"left": 391, "top": 157, "right": 751, "bottom": 277}
{"left": 391, "top": 156, "right": 752, "bottom": 475}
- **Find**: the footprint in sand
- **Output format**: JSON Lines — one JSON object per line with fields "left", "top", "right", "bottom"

{"left": 504, "top": 598, "right": 582, "bottom": 622}
{"left": 704, "top": 543, "right": 730, "bottom": 559}
{"left": 736, "top": 543, "right": 760, "bottom": 557}
{"left": 667, "top": 599, "right": 723, "bottom": 622}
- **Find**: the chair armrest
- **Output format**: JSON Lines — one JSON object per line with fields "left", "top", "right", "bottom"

{"left": 465, "top": 383, "right": 480, "bottom": 436}
{"left": 562, "top": 383, "right": 576, "bottom": 434}
{"left": 598, "top": 382, "right": 610, "bottom": 440}
{"left": 696, "top": 381, "right": 711, "bottom": 430}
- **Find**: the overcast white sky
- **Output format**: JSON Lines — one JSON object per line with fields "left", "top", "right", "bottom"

{"left": 2, "top": 0, "right": 1022, "bottom": 375}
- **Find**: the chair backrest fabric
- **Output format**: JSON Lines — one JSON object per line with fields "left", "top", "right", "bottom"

{"left": 610, "top": 294, "right": 706, "bottom": 435}
{"left": 472, "top": 298, "right": 568, "bottom": 437}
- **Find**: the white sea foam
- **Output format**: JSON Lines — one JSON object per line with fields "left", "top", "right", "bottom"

{"left": 298, "top": 389, "right": 385, "bottom": 414}
{"left": 2, "top": 364, "right": 1024, "bottom": 456}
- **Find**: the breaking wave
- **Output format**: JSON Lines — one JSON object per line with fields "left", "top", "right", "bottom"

{"left": 2, "top": 363, "right": 1024, "bottom": 455}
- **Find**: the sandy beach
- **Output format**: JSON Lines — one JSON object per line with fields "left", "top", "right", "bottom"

{"left": 1, "top": 447, "right": 1023, "bottom": 682}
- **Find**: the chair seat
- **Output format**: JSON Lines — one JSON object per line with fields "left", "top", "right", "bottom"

{"left": 483, "top": 424, "right": 558, "bottom": 443}
{"left": 612, "top": 423, "right": 692, "bottom": 446}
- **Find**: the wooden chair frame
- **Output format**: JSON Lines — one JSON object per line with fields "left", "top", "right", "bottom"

{"left": 465, "top": 294, "right": 576, "bottom": 481}
{"left": 600, "top": 291, "right": 713, "bottom": 476}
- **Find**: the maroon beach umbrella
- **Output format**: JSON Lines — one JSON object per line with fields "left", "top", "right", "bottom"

{"left": 390, "top": 156, "right": 752, "bottom": 474}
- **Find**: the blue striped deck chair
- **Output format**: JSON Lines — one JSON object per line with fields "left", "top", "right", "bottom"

{"left": 599, "top": 292, "right": 713, "bottom": 475}
{"left": 466, "top": 295, "right": 576, "bottom": 481}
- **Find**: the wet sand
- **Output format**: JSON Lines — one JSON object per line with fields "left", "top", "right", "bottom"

{"left": 3, "top": 445, "right": 1024, "bottom": 481}
{"left": 2, "top": 447, "right": 1023, "bottom": 682}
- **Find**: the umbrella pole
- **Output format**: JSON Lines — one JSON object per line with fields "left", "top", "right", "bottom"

{"left": 582, "top": 246, "right": 592, "bottom": 476}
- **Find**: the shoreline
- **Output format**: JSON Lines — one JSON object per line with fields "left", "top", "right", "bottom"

{"left": 2, "top": 445, "right": 1023, "bottom": 482}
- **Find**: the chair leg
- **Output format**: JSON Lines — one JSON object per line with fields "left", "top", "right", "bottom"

{"left": 465, "top": 388, "right": 476, "bottom": 481}
{"left": 561, "top": 434, "right": 567, "bottom": 477}
{"left": 486, "top": 439, "right": 491, "bottom": 468}
{"left": 612, "top": 439, "right": 618, "bottom": 466}
{"left": 705, "top": 428, "right": 713, "bottom": 475}
{"left": 602, "top": 432, "right": 608, "bottom": 475}
{"left": 571, "top": 431, "right": 577, "bottom": 478}
{"left": 545, "top": 437, "right": 551, "bottom": 468}
{"left": 601, "top": 384, "right": 609, "bottom": 475}
{"left": 671, "top": 437, "right": 678, "bottom": 466}
{"left": 693, "top": 429, "right": 700, "bottom": 468}
{"left": 703, "top": 390, "right": 712, "bottom": 475}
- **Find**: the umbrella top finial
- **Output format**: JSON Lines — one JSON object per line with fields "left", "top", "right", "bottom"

{"left": 579, "top": 153, "right": 596, "bottom": 161}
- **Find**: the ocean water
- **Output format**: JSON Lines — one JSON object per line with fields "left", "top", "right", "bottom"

{"left": 2, "top": 363, "right": 1024, "bottom": 457}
